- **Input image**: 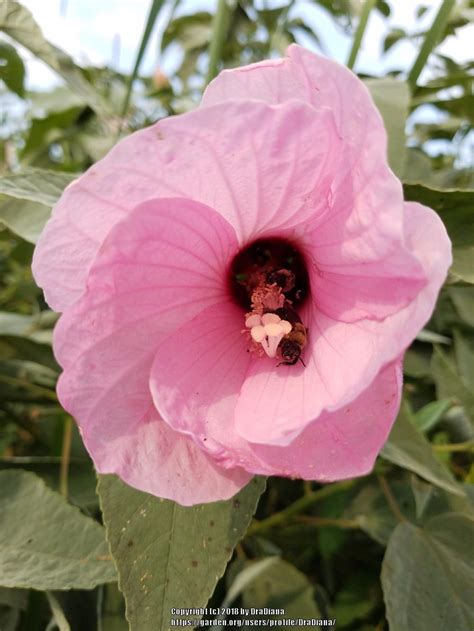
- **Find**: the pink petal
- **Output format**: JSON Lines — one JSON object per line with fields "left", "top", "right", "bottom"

{"left": 202, "top": 45, "right": 386, "bottom": 179}
{"left": 203, "top": 45, "right": 382, "bottom": 140}
{"left": 205, "top": 45, "right": 415, "bottom": 285}
{"left": 235, "top": 202, "right": 451, "bottom": 445}
{"left": 149, "top": 301, "right": 254, "bottom": 469}
{"left": 74, "top": 400, "right": 250, "bottom": 506}
{"left": 55, "top": 197, "right": 249, "bottom": 503}
{"left": 247, "top": 360, "right": 402, "bottom": 480}
{"left": 150, "top": 303, "right": 401, "bottom": 481}
{"left": 305, "top": 241, "right": 427, "bottom": 323}
{"left": 33, "top": 99, "right": 339, "bottom": 311}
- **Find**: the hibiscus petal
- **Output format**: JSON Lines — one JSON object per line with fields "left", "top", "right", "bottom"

{"left": 33, "top": 99, "right": 339, "bottom": 311}
{"left": 202, "top": 44, "right": 385, "bottom": 176}
{"left": 205, "top": 44, "right": 421, "bottom": 317}
{"left": 149, "top": 303, "right": 401, "bottom": 482}
{"left": 235, "top": 202, "right": 451, "bottom": 445}
{"left": 247, "top": 361, "right": 402, "bottom": 480}
{"left": 304, "top": 242, "right": 427, "bottom": 323}
{"left": 149, "top": 301, "right": 254, "bottom": 467}
{"left": 55, "top": 197, "right": 249, "bottom": 503}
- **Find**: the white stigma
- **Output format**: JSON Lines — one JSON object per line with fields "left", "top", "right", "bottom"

{"left": 245, "top": 312, "right": 292, "bottom": 358}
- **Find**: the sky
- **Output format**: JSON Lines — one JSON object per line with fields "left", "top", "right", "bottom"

{"left": 15, "top": 0, "right": 474, "bottom": 90}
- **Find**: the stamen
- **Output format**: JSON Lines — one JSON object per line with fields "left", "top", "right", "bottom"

{"left": 247, "top": 314, "right": 292, "bottom": 358}
{"left": 245, "top": 313, "right": 262, "bottom": 328}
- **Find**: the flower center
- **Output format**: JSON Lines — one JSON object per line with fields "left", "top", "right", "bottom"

{"left": 229, "top": 238, "right": 309, "bottom": 367}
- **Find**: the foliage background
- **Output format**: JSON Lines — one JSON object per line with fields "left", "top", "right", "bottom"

{"left": 0, "top": 0, "right": 473, "bottom": 629}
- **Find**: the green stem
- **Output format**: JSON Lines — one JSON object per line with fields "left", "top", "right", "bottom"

{"left": 295, "top": 515, "right": 360, "bottom": 529}
{"left": 205, "top": 0, "right": 236, "bottom": 85}
{"left": 378, "top": 475, "right": 406, "bottom": 522}
{"left": 267, "top": 0, "right": 296, "bottom": 56}
{"left": 121, "top": 0, "right": 167, "bottom": 118}
{"left": 247, "top": 480, "right": 354, "bottom": 536}
{"left": 346, "top": 0, "right": 376, "bottom": 70}
{"left": 433, "top": 440, "right": 474, "bottom": 453}
{"left": 59, "top": 416, "right": 73, "bottom": 498}
{"left": 407, "top": 0, "right": 455, "bottom": 89}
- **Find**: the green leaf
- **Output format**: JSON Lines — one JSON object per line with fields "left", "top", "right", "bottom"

{"left": 0, "top": 469, "right": 116, "bottom": 589}
{"left": 98, "top": 475, "right": 265, "bottom": 631}
{"left": 162, "top": 12, "right": 213, "bottom": 53}
{"left": 0, "top": 1, "right": 110, "bottom": 117}
{"left": 0, "top": 169, "right": 75, "bottom": 242}
{"left": 381, "top": 401, "right": 464, "bottom": 496}
{"left": 0, "top": 41, "right": 25, "bottom": 97}
{"left": 403, "top": 346, "right": 432, "bottom": 378}
{"left": 413, "top": 399, "right": 452, "bottom": 432}
{"left": 221, "top": 557, "right": 279, "bottom": 607}
{"left": 0, "top": 196, "right": 51, "bottom": 243}
{"left": 449, "top": 287, "right": 474, "bottom": 327}
{"left": 0, "top": 169, "right": 76, "bottom": 207}
{"left": 383, "top": 27, "right": 406, "bottom": 53}
{"left": 344, "top": 481, "right": 416, "bottom": 545}
{"left": 403, "top": 184, "right": 474, "bottom": 283}
{"left": 241, "top": 558, "right": 321, "bottom": 622}
{"left": 454, "top": 329, "right": 474, "bottom": 391}
{"left": 432, "top": 345, "right": 474, "bottom": 422}
{"left": 381, "top": 513, "right": 474, "bottom": 631}
{"left": 366, "top": 79, "right": 410, "bottom": 177}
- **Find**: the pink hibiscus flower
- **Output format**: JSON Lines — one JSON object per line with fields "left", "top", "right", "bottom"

{"left": 33, "top": 45, "right": 451, "bottom": 506}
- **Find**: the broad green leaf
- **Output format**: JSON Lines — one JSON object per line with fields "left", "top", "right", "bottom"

{"left": 241, "top": 558, "right": 321, "bottom": 622}
{"left": 381, "top": 402, "right": 464, "bottom": 496}
{"left": 432, "top": 345, "right": 474, "bottom": 422}
{"left": 0, "top": 1, "right": 110, "bottom": 117}
{"left": 0, "top": 169, "right": 75, "bottom": 242}
{"left": 0, "top": 196, "right": 50, "bottom": 243}
{"left": 382, "top": 513, "right": 474, "bottom": 631}
{"left": 0, "top": 169, "right": 75, "bottom": 207}
{"left": 0, "top": 470, "right": 116, "bottom": 589}
{"left": 98, "top": 475, "right": 265, "bottom": 631}
{"left": 0, "top": 41, "right": 24, "bottom": 97}
{"left": 404, "top": 183, "right": 474, "bottom": 283}
{"left": 366, "top": 78, "right": 410, "bottom": 177}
